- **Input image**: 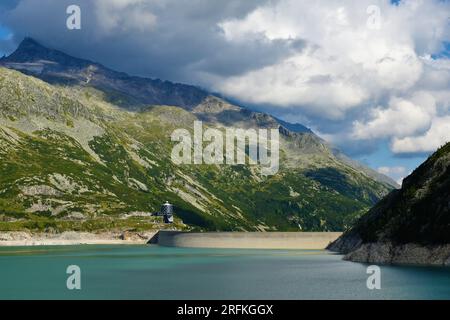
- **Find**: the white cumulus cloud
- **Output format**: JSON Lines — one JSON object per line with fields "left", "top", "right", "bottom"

{"left": 212, "top": 0, "right": 447, "bottom": 121}
{"left": 352, "top": 94, "right": 436, "bottom": 140}
{"left": 95, "top": 0, "right": 158, "bottom": 34}
{"left": 391, "top": 116, "right": 450, "bottom": 154}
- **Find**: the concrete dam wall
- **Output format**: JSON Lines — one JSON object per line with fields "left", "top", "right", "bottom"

{"left": 156, "top": 231, "right": 342, "bottom": 249}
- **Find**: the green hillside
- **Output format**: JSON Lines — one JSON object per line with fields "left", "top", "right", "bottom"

{"left": 328, "top": 142, "right": 450, "bottom": 265}
{"left": 0, "top": 66, "right": 394, "bottom": 233}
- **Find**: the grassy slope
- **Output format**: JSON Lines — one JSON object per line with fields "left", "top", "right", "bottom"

{"left": 0, "top": 68, "right": 393, "bottom": 232}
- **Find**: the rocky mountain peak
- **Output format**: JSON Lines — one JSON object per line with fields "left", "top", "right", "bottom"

{"left": 16, "top": 37, "right": 43, "bottom": 51}
{"left": 1, "top": 37, "right": 209, "bottom": 110}
{"left": 1, "top": 37, "right": 92, "bottom": 69}
{"left": 5, "top": 37, "right": 53, "bottom": 61}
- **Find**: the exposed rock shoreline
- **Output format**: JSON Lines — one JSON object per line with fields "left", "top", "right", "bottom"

{"left": 0, "top": 231, "right": 157, "bottom": 246}
{"left": 328, "top": 237, "right": 450, "bottom": 266}
{"left": 345, "top": 243, "right": 450, "bottom": 266}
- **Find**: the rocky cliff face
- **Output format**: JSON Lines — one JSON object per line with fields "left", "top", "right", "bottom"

{"left": 328, "top": 143, "right": 450, "bottom": 266}
{"left": 0, "top": 38, "right": 397, "bottom": 233}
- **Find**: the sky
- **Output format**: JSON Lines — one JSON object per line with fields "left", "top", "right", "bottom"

{"left": 0, "top": 0, "right": 449, "bottom": 184}
{"left": 0, "top": 25, "right": 12, "bottom": 57}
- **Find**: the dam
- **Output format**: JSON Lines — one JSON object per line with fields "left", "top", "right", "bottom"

{"left": 154, "top": 231, "right": 342, "bottom": 250}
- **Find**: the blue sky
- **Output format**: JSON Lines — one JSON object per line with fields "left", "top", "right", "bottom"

{"left": 357, "top": 141, "right": 425, "bottom": 183}
{"left": 0, "top": 0, "right": 449, "bottom": 184}
{"left": 432, "top": 41, "right": 450, "bottom": 59}
{"left": 0, "top": 25, "right": 12, "bottom": 56}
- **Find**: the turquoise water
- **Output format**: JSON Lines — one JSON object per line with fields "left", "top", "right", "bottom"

{"left": 0, "top": 245, "right": 449, "bottom": 300}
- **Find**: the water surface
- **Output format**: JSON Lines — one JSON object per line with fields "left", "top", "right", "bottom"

{"left": 0, "top": 245, "right": 449, "bottom": 299}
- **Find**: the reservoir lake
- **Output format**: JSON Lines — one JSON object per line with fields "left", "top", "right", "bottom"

{"left": 0, "top": 245, "right": 449, "bottom": 300}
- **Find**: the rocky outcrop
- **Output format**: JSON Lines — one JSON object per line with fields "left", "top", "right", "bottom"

{"left": 343, "top": 242, "right": 450, "bottom": 266}
{"left": 326, "top": 230, "right": 362, "bottom": 254}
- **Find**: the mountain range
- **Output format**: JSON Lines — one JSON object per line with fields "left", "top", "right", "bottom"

{"left": 0, "top": 38, "right": 397, "bottom": 233}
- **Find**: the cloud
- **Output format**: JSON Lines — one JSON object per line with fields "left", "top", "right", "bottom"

{"left": 0, "top": 0, "right": 449, "bottom": 158}
{"left": 214, "top": 48, "right": 370, "bottom": 119}
{"left": 377, "top": 166, "right": 408, "bottom": 185}
{"left": 350, "top": 54, "right": 450, "bottom": 155}
{"left": 352, "top": 94, "right": 436, "bottom": 140}
{"left": 94, "top": 0, "right": 158, "bottom": 35}
{"left": 377, "top": 166, "right": 406, "bottom": 176}
{"left": 391, "top": 116, "right": 450, "bottom": 154}
{"left": 210, "top": 0, "right": 450, "bottom": 154}
{"left": 211, "top": 0, "right": 443, "bottom": 117}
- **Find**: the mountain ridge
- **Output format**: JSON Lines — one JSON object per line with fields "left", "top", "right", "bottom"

{"left": 1, "top": 38, "right": 398, "bottom": 187}
{"left": 1, "top": 37, "right": 209, "bottom": 111}
{"left": 0, "top": 38, "right": 397, "bottom": 232}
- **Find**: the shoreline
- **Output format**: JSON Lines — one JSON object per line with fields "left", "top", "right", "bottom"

{"left": 0, "top": 231, "right": 342, "bottom": 249}
{"left": 0, "top": 231, "right": 156, "bottom": 247}
{"left": 0, "top": 239, "right": 148, "bottom": 246}
{"left": 343, "top": 242, "right": 450, "bottom": 266}
{"left": 327, "top": 236, "right": 450, "bottom": 267}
